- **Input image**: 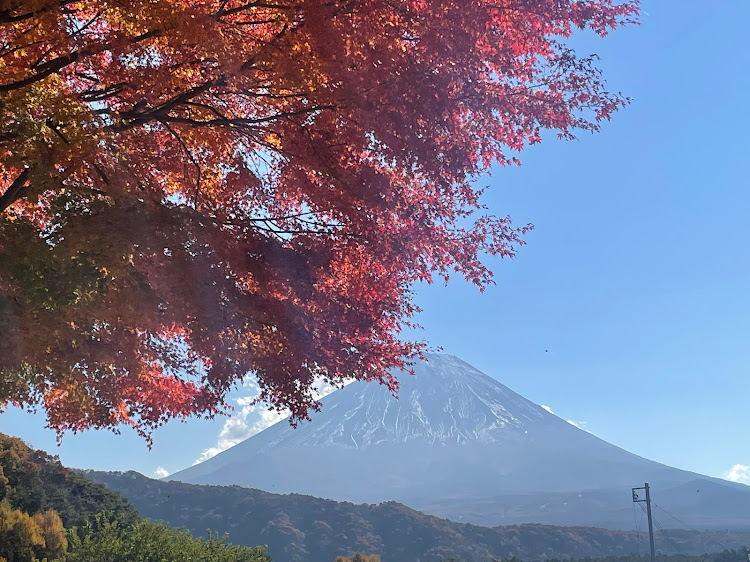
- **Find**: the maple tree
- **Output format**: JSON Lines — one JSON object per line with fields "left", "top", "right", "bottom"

{"left": 0, "top": 0, "right": 638, "bottom": 440}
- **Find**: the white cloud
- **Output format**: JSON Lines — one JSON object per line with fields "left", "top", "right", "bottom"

{"left": 541, "top": 405, "right": 590, "bottom": 433}
{"left": 194, "top": 407, "right": 286, "bottom": 465}
{"left": 153, "top": 466, "right": 170, "bottom": 478}
{"left": 567, "top": 419, "right": 590, "bottom": 432}
{"left": 540, "top": 404, "right": 591, "bottom": 433}
{"left": 726, "top": 464, "right": 750, "bottom": 483}
{"left": 194, "top": 376, "right": 347, "bottom": 465}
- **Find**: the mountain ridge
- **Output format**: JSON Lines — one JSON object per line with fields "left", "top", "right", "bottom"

{"left": 90, "top": 470, "right": 750, "bottom": 562}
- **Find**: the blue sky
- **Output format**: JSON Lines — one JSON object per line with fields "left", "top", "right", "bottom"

{"left": 3, "top": 2, "right": 750, "bottom": 485}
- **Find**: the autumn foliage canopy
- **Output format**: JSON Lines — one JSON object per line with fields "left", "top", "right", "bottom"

{"left": 0, "top": 0, "right": 638, "bottom": 439}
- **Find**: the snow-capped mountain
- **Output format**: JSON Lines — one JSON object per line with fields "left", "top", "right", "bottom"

{"left": 235, "top": 353, "right": 549, "bottom": 451}
{"left": 169, "top": 354, "right": 750, "bottom": 529}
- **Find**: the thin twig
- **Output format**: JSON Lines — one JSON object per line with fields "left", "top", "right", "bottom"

{"left": 161, "top": 122, "right": 203, "bottom": 211}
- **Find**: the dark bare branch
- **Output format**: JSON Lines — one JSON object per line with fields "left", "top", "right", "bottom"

{"left": 0, "top": 51, "right": 78, "bottom": 92}
{"left": 0, "top": 168, "right": 30, "bottom": 212}
{"left": 216, "top": 1, "right": 293, "bottom": 18}
{"left": 161, "top": 122, "right": 203, "bottom": 211}
{"left": 157, "top": 105, "right": 336, "bottom": 129}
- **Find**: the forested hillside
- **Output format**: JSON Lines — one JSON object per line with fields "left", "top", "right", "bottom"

{"left": 0, "top": 434, "right": 270, "bottom": 562}
{"left": 3, "top": 432, "right": 750, "bottom": 562}
{"left": 0, "top": 433, "right": 138, "bottom": 528}
{"left": 89, "top": 470, "right": 750, "bottom": 562}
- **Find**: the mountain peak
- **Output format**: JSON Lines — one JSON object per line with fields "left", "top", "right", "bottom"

{"left": 169, "top": 354, "right": 739, "bottom": 529}
{"left": 314, "top": 352, "right": 548, "bottom": 449}
{"left": 225, "top": 353, "right": 553, "bottom": 453}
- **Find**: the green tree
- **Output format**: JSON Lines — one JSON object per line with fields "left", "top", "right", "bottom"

{"left": 68, "top": 518, "right": 270, "bottom": 562}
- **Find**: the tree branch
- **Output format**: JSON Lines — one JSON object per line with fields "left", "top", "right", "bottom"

{"left": 0, "top": 52, "right": 78, "bottom": 92}
{"left": 216, "top": 1, "right": 293, "bottom": 18}
{"left": 156, "top": 105, "right": 336, "bottom": 129}
{"left": 161, "top": 122, "right": 203, "bottom": 211}
{"left": 0, "top": 168, "right": 30, "bottom": 213}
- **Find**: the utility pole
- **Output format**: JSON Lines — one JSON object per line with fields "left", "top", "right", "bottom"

{"left": 633, "top": 483, "right": 656, "bottom": 562}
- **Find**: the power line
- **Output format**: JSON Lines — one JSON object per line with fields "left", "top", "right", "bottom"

{"left": 651, "top": 510, "right": 689, "bottom": 557}
{"left": 635, "top": 502, "right": 653, "bottom": 556}
{"left": 653, "top": 503, "right": 736, "bottom": 553}
{"left": 634, "top": 500, "right": 644, "bottom": 556}
{"left": 653, "top": 503, "right": 702, "bottom": 534}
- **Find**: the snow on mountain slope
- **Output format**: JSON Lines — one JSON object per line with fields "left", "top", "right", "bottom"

{"left": 168, "top": 354, "right": 750, "bottom": 528}
{"left": 245, "top": 353, "right": 547, "bottom": 451}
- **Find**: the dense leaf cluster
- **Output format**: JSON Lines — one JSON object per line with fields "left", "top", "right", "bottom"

{"left": 0, "top": 502, "right": 67, "bottom": 562}
{"left": 1, "top": 0, "right": 636, "bottom": 439}
{"left": 67, "top": 518, "right": 270, "bottom": 562}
